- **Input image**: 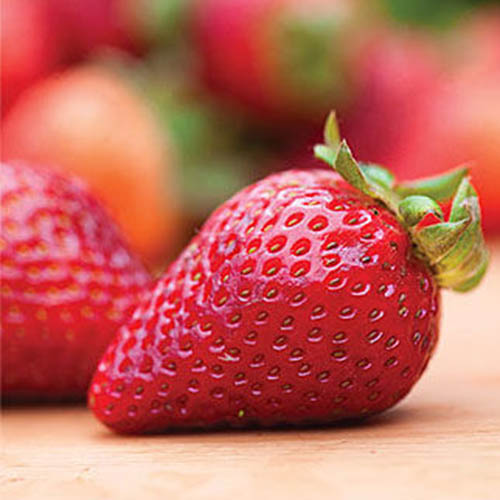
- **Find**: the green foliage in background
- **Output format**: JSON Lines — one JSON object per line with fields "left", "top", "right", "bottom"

{"left": 383, "top": 0, "right": 498, "bottom": 27}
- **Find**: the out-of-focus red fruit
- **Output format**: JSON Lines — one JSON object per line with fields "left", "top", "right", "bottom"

{"left": 2, "top": 66, "right": 180, "bottom": 267}
{"left": 1, "top": 162, "right": 151, "bottom": 400}
{"left": 449, "top": 8, "right": 500, "bottom": 79}
{"left": 191, "top": 0, "right": 369, "bottom": 125}
{"left": 390, "top": 10, "right": 500, "bottom": 233}
{"left": 341, "top": 27, "right": 443, "bottom": 169}
{"left": 47, "top": 0, "right": 144, "bottom": 58}
{"left": 1, "top": 0, "right": 61, "bottom": 115}
{"left": 394, "top": 76, "right": 500, "bottom": 233}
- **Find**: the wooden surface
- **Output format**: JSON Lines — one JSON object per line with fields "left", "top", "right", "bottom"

{"left": 3, "top": 245, "right": 500, "bottom": 500}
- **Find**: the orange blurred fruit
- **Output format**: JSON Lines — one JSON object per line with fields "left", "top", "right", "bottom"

{"left": 2, "top": 65, "right": 180, "bottom": 266}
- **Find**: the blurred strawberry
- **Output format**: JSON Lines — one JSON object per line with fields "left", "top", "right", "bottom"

{"left": 447, "top": 7, "right": 500, "bottom": 78}
{"left": 2, "top": 65, "right": 180, "bottom": 267}
{"left": 128, "top": 57, "right": 266, "bottom": 235}
{"left": 394, "top": 87, "right": 500, "bottom": 234}
{"left": 1, "top": 0, "right": 61, "bottom": 115}
{"left": 191, "top": 0, "right": 373, "bottom": 126}
{"left": 340, "top": 27, "right": 443, "bottom": 169}
{"left": 391, "top": 11, "right": 500, "bottom": 233}
{"left": 122, "top": 0, "right": 193, "bottom": 49}
{"left": 47, "top": 0, "right": 194, "bottom": 59}
{"left": 1, "top": 161, "right": 151, "bottom": 400}
{"left": 47, "top": 0, "right": 144, "bottom": 59}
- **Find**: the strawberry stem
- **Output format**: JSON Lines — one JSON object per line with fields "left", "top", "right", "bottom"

{"left": 314, "top": 112, "right": 489, "bottom": 292}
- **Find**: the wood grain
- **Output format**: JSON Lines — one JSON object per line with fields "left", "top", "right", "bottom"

{"left": 3, "top": 245, "right": 500, "bottom": 500}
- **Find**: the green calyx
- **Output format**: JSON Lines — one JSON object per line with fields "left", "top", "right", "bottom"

{"left": 278, "top": 8, "right": 351, "bottom": 111}
{"left": 314, "top": 112, "right": 489, "bottom": 292}
{"left": 135, "top": 0, "right": 193, "bottom": 47}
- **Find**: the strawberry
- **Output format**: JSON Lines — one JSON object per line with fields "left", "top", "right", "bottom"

{"left": 0, "top": 0, "right": 61, "bottom": 115}
{"left": 2, "top": 65, "right": 181, "bottom": 267}
{"left": 191, "top": 0, "right": 372, "bottom": 125}
{"left": 392, "top": 75, "right": 500, "bottom": 234}
{"left": 389, "top": 9, "right": 500, "bottom": 232}
{"left": 448, "top": 7, "right": 500, "bottom": 78}
{"left": 46, "top": 0, "right": 144, "bottom": 59}
{"left": 341, "top": 27, "right": 443, "bottom": 169}
{"left": 1, "top": 162, "right": 151, "bottom": 400}
{"left": 89, "top": 114, "right": 487, "bottom": 433}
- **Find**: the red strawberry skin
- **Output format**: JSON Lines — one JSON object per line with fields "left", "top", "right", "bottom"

{"left": 89, "top": 169, "right": 440, "bottom": 433}
{"left": 1, "top": 162, "right": 151, "bottom": 400}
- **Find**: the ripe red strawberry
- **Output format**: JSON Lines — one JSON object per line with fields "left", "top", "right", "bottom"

{"left": 1, "top": 162, "right": 151, "bottom": 400}
{"left": 191, "top": 0, "right": 371, "bottom": 125}
{"left": 89, "top": 115, "right": 487, "bottom": 433}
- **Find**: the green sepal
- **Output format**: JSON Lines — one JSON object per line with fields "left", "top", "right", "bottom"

{"left": 395, "top": 166, "right": 468, "bottom": 201}
{"left": 398, "top": 195, "right": 443, "bottom": 227}
{"left": 450, "top": 256, "right": 488, "bottom": 292}
{"left": 314, "top": 137, "right": 401, "bottom": 212}
{"left": 313, "top": 111, "right": 342, "bottom": 165}
{"left": 411, "top": 219, "right": 469, "bottom": 263}
{"left": 360, "top": 164, "right": 395, "bottom": 191}
{"left": 449, "top": 176, "right": 477, "bottom": 222}
{"left": 334, "top": 141, "right": 375, "bottom": 196}
{"left": 324, "top": 111, "right": 341, "bottom": 148}
{"left": 313, "top": 144, "right": 337, "bottom": 166}
{"left": 420, "top": 178, "right": 489, "bottom": 291}
{"left": 314, "top": 112, "right": 489, "bottom": 293}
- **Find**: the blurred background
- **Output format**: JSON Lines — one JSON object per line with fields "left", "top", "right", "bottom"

{"left": 2, "top": 0, "right": 499, "bottom": 272}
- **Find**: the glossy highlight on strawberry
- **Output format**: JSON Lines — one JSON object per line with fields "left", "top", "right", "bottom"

{"left": 89, "top": 115, "right": 487, "bottom": 433}
{"left": 1, "top": 162, "right": 151, "bottom": 400}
